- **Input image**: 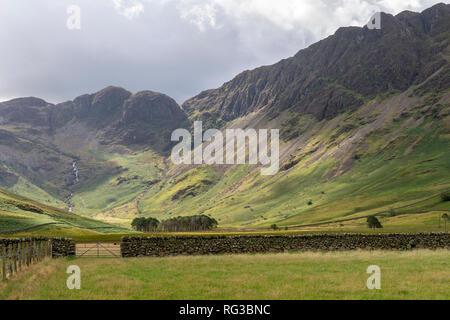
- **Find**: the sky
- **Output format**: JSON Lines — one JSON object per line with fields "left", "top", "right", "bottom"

{"left": 0, "top": 0, "right": 447, "bottom": 104}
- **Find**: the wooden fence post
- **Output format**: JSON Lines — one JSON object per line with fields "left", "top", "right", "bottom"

{"left": 7, "top": 244, "right": 12, "bottom": 278}
{"left": 32, "top": 240, "right": 35, "bottom": 263}
{"left": 13, "top": 243, "right": 17, "bottom": 275}
{"left": 1, "top": 245, "right": 6, "bottom": 281}
{"left": 35, "top": 241, "right": 38, "bottom": 262}
{"left": 18, "top": 242, "right": 21, "bottom": 270}
{"left": 0, "top": 238, "right": 70, "bottom": 281}
{"left": 25, "top": 242, "right": 28, "bottom": 267}
{"left": 21, "top": 242, "right": 25, "bottom": 269}
{"left": 27, "top": 242, "right": 30, "bottom": 266}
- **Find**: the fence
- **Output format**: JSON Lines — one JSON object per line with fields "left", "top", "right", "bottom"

{"left": 0, "top": 238, "right": 52, "bottom": 281}
{"left": 76, "top": 243, "right": 121, "bottom": 257}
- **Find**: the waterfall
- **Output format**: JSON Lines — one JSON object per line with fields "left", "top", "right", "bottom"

{"left": 73, "top": 161, "right": 79, "bottom": 183}
{"left": 67, "top": 192, "right": 74, "bottom": 213}
{"left": 67, "top": 161, "right": 79, "bottom": 212}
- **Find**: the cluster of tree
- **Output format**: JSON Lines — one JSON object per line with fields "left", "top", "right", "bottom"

{"left": 367, "top": 216, "right": 383, "bottom": 229}
{"left": 131, "top": 215, "right": 218, "bottom": 232}
{"left": 159, "top": 215, "right": 218, "bottom": 232}
{"left": 131, "top": 217, "right": 159, "bottom": 232}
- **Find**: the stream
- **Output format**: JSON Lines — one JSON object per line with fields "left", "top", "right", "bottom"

{"left": 66, "top": 161, "right": 79, "bottom": 212}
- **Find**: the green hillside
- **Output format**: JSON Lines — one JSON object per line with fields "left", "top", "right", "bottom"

{"left": 136, "top": 93, "right": 450, "bottom": 229}
{"left": 0, "top": 188, "right": 129, "bottom": 238}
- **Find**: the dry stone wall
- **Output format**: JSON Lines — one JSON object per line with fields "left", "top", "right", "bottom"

{"left": 0, "top": 237, "right": 75, "bottom": 258}
{"left": 121, "top": 233, "right": 450, "bottom": 257}
{"left": 50, "top": 238, "right": 76, "bottom": 257}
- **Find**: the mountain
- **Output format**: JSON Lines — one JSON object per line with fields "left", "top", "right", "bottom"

{"left": 0, "top": 3, "right": 449, "bottom": 231}
{"left": 183, "top": 3, "right": 449, "bottom": 125}
{"left": 0, "top": 86, "right": 186, "bottom": 221}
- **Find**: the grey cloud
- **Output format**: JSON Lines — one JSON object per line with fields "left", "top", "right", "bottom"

{"left": 0, "top": 0, "right": 447, "bottom": 104}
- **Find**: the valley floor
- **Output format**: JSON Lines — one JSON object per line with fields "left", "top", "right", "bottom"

{"left": 1, "top": 250, "right": 448, "bottom": 300}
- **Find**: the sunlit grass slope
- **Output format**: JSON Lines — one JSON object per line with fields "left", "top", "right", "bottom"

{"left": 137, "top": 112, "right": 450, "bottom": 230}
{"left": 0, "top": 188, "right": 128, "bottom": 236}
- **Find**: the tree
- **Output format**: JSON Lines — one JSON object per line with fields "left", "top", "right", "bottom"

{"left": 367, "top": 216, "right": 383, "bottom": 229}
{"left": 131, "top": 217, "right": 159, "bottom": 232}
{"left": 440, "top": 192, "right": 450, "bottom": 202}
{"left": 270, "top": 224, "right": 279, "bottom": 231}
{"left": 144, "top": 217, "right": 159, "bottom": 232}
{"left": 158, "top": 215, "right": 218, "bottom": 232}
{"left": 131, "top": 217, "right": 146, "bottom": 231}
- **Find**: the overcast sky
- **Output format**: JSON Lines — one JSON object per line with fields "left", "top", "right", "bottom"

{"left": 0, "top": 0, "right": 447, "bottom": 104}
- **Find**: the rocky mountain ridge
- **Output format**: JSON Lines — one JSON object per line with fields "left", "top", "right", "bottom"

{"left": 183, "top": 3, "right": 449, "bottom": 127}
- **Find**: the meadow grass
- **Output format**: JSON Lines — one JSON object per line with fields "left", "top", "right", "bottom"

{"left": 1, "top": 250, "right": 448, "bottom": 300}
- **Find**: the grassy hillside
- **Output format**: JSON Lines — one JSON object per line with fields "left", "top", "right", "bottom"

{"left": 0, "top": 188, "right": 130, "bottom": 237}
{"left": 70, "top": 150, "right": 164, "bottom": 216}
{"left": 133, "top": 90, "right": 450, "bottom": 230}
{"left": 2, "top": 88, "right": 448, "bottom": 232}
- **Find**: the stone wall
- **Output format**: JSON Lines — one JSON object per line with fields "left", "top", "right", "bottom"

{"left": 50, "top": 238, "right": 76, "bottom": 257}
{"left": 0, "top": 237, "right": 75, "bottom": 258}
{"left": 121, "top": 233, "right": 450, "bottom": 257}
{"left": 0, "top": 237, "right": 49, "bottom": 246}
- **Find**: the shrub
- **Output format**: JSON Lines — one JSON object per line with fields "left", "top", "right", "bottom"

{"left": 367, "top": 216, "right": 383, "bottom": 229}
{"left": 440, "top": 192, "right": 450, "bottom": 202}
{"left": 307, "top": 200, "right": 313, "bottom": 206}
{"left": 270, "top": 224, "right": 279, "bottom": 230}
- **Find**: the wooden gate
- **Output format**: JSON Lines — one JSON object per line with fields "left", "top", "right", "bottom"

{"left": 76, "top": 243, "right": 121, "bottom": 257}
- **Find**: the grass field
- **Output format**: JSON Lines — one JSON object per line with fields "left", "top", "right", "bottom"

{"left": 1, "top": 211, "right": 447, "bottom": 243}
{"left": 1, "top": 250, "right": 448, "bottom": 300}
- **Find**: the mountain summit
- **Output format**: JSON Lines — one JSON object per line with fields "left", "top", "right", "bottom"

{"left": 183, "top": 3, "right": 449, "bottom": 126}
